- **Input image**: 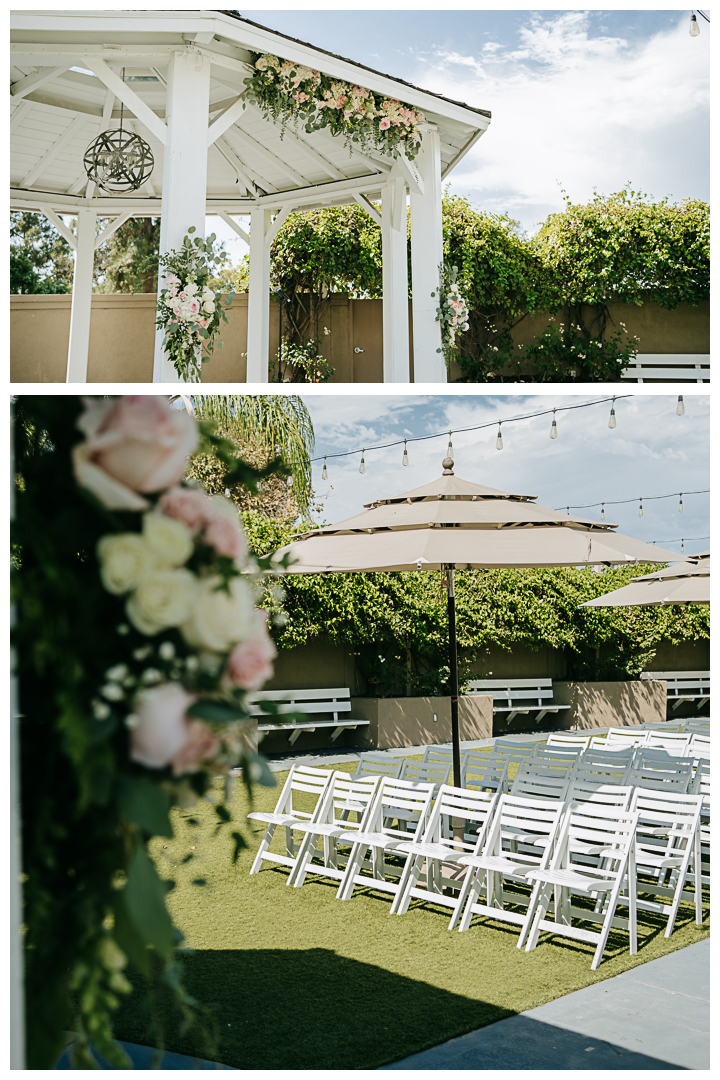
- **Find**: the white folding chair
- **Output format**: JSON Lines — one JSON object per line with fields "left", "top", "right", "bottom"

{"left": 689, "top": 761, "right": 710, "bottom": 892}
{"left": 398, "top": 759, "right": 451, "bottom": 832}
{"left": 455, "top": 794, "right": 565, "bottom": 936}
{"left": 574, "top": 746, "right": 634, "bottom": 787}
{"left": 335, "top": 776, "right": 436, "bottom": 902}
{"left": 510, "top": 760, "right": 571, "bottom": 803}
{"left": 391, "top": 786, "right": 499, "bottom": 926}
{"left": 489, "top": 740, "right": 538, "bottom": 766}
{"left": 422, "top": 745, "right": 455, "bottom": 767}
{"left": 287, "top": 771, "right": 381, "bottom": 889}
{"left": 521, "top": 803, "right": 639, "bottom": 969}
{"left": 567, "top": 780, "right": 634, "bottom": 812}
{"left": 627, "top": 788, "right": 703, "bottom": 935}
{"left": 645, "top": 731, "right": 692, "bottom": 755}
{"left": 546, "top": 732, "right": 592, "bottom": 751}
{"left": 630, "top": 750, "right": 694, "bottom": 794}
{"left": 354, "top": 751, "right": 404, "bottom": 780}
{"left": 603, "top": 728, "right": 649, "bottom": 750}
{"left": 247, "top": 764, "right": 334, "bottom": 876}
{"left": 688, "top": 733, "right": 711, "bottom": 760}
{"left": 533, "top": 745, "right": 582, "bottom": 774}
{"left": 461, "top": 752, "right": 509, "bottom": 795}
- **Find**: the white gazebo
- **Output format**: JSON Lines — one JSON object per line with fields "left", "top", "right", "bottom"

{"left": 10, "top": 9, "right": 491, "bottom": 384}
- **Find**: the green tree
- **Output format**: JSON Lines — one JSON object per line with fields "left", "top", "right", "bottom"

{"left": 94, "top": 217, "right": 161, "bottom": 294}
{"left": 10, "top": 211, "right": 74, "bottom": 293}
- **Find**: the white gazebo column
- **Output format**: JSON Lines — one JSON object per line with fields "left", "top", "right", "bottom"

{"left": 66, "top": 209, "right": 96, "bottom": 383}
{"left": 410, "top": 126, "right": 444, "bottom": 382}
{"left": 381, "top": 177, "right": 410, "bottom": 383}
{"left": 153, "top": 49, "right": 211, "bottom": 384}
{"left": 246, "top": 205, "right": 272, "bottom": 382}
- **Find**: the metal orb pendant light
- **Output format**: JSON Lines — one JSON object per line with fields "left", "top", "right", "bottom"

{"left": 83, "top": 69, "right": 154, "bottom": 193}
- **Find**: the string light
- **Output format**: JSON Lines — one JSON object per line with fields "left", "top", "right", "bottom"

{"left": 679, "top": 494, "right": 684, "bottom": 513}
{"left": 402, "top": 439, "right": 409, "bottom": 466}
{"left": 681, "top": 539, "right": 685, "bottom": 554}
{"left": 495, "top": 422, "right": 503, "bottom": 450}
{"left": 601, "top": 503, "right": 605, "bottom": 521}
{"left": 550, "top": 409, "right": 558, "bottom": 439}
{"left": 321, "top": 456, "right": 328, "bottom": 480}
{"left": 359, "top": 450, "right": 366, "bottom": 475}
{"left": 608, "top": 396, "right": 617, "bottom": 429}
{"left": 676, "top": 395, "right": 685, "bottom": 416}
{"left": 558, "top": 488, "right": 708, "bottom": 511}
{"left": 639, "top": 499, "right": 644, "bottom": 518}
{"left": 446, "top": 431, "right": 454, "bottom": 459}
{"left": 690, "top": 12, "right": 700, "bottom": 35}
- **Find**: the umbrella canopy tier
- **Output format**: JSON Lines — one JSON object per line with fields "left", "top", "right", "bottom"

{"left": 581, "top": 551, "right": 709, "bottom": 607}
{"left": 278, "top": 527, "right": 681, "bottom": 573}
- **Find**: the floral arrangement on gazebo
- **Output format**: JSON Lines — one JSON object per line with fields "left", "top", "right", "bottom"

{"left": 245, "top": 53, "right": 425, "bottom": 160}
{"left": 432, "top": 263, "right": 471, "bottom": 365}
{"left": 13, "top": 396, "right": 285, "bottom": 1068}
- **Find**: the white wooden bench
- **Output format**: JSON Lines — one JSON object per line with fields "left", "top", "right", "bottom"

{"left": 466, "top": 679, "right": 571, "bottom": 724}
{"left": 248, "top": 687, "right": 370, "bottom": 746}
{"left": 620, "top": 355, "right": 709, "bottom": 383}
{"left": 640, "top": 671, "right": 710, "bottom": 711}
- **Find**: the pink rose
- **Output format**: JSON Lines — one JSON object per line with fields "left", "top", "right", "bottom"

{"left": 379, "top": 118, "right": 391, "bottom": 131}
{"left": 158, "top": 485, "right": 210, "bottom": 532}
{"left": 170, "top": 719, "right": 221, "bottom": 776}
{"left": 203, "top": 514, "right": 247, "bottom": 561}
{"left": 224, "top": 613, "right": 276, "bottom": 691}
{"left": 130, "top": 683, "right": 197, "bottom": 769}
{"left": 73, "top": 397, "right": 199, "bottom": 509}
{"left": 188, "top": 299, "right": 200, "bottom": 314}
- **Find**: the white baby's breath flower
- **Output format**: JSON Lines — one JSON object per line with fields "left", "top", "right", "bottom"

{"left": 101, "top": 683, "right": 125, "bottom": 702}
{"left": 106, "top": 664, "right": 128, "bottom": 682}
{"left": 158, "top": 641, "right": 176, "bottom": 661}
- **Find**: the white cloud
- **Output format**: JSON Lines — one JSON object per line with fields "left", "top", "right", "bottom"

{"left": 413, "top": 12, "right": 709, "bottom": 231}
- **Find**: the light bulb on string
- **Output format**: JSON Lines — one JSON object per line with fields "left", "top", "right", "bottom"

{"left": 495, "top": 422, "right": 503, "bottom": 450}
{"left": 681, "top": 539, "right": 685, "bottom": 554}
{"left": 676, "top": 395, "right": 685, "bottom": 416}
{"left": 402, "top": 439, "right": 409, "bottom": 466}
{"left": 359, "top": 450, "right": 366, "bottom": 475}
{"left": 638, "top": 498, "right": 644, "bottom": 518}
{"left": 679, "top": 494, "right": 684, "bottom": 513}
{"left": 321, "top": 457, "right": 328, "bottom": 480}
{"left": 601, "top": 503, "right": 605, "bottom": 521}
{"left": 608, "top": 396, "right": 617, "bottom": 429}
{"left": 446, "top": 431, "right": 454, "bottom": 459}
{"left": 690, "top": 12, "right": 700, "bottom": 35}
{"left": 550, "top": 408, "right": 558, "bottom": 439}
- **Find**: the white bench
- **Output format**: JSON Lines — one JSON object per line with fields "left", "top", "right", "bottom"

{"left": 641, "top": 671, "right": 710, "bottom": 711}
{"left": 620, "top": 354, "right": 709, "bottom": 383}
{"left": 466, "top": 679, "right": 571, "bottom": 724}
{"left": 248, "top": 687, "right": 370, "bottom": 746}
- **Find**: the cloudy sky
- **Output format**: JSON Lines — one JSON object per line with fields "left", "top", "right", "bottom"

{"left": 210, "top": 7, "right": 710, "bottom": 260}
{"left": 292, "top": 391, "right": 709, "bottom": 557}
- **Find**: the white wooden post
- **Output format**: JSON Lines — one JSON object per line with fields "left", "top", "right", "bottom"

{"left": 410, "top": 126, "right": 445, "bottom": 382}
{"left": 381, "top": 177, "right": 410, "bottom": 383}
{"left": 153, "top": 48, "right": 211, "bottom": 384}
{"left": 246, "top": 205, "right": 272, "bottom": 382}
{"left": 65, "top": 209, "right": 96, "bottom": 383}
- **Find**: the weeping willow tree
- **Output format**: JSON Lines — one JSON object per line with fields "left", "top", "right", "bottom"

{"left": 178, "top": 395, "right": 315, "bottom": 521}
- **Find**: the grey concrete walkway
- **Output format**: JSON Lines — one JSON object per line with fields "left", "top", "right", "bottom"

{"left": 380, "top": 938, "right": 710, "bottom": 1070}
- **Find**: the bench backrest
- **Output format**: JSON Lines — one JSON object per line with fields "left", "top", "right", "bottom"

{"left": 467, "top": 679, "right": 555, "bottom": 705}
{"left": 248, "top": 687, "right": 352, "bottom": 716}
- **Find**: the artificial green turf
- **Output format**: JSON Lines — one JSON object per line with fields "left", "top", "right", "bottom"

{"left": 111, "top": 764, "right": 710, "bottom": 1070}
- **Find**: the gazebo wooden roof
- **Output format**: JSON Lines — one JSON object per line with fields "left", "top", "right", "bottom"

{"left": 11, "top": 10, "right": 492, "bottom": 384}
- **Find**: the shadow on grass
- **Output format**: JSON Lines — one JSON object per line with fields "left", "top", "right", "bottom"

{"left": 113, "top": 947, "right": 517, "bottom": 1070}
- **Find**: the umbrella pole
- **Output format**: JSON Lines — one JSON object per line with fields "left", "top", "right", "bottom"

{"left": 445, "top": 563, "right": 461, "bottom": 786}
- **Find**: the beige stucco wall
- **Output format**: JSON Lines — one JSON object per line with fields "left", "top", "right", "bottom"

{"left": 350, "top": 695, "right": 493, "bottom": 750}
{"left": 11, "top": 292, "right": 708, "bottom": 383}
{"left": 552, "top": 679, "right": 667, "bottom": 730}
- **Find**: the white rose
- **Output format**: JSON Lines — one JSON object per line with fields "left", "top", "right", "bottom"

{"left": 203, "top": 300, "right": 216, "bottom": 314}
{"left": 180, "top": 575, "right": 255, "bottom": 652}
{"left": 142, "top": 512, "right": 194, "bottom": 568}
{"left": 126, "top": 569, "right": 197, "bottom": 636}
{"left": 98, "top": 533, "right": 155, "bottom": 595}
{"left": 184, "top": 282, "right": 199, "bottom": 296}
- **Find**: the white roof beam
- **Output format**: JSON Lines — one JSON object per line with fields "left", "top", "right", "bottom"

{"left": 216, "top": 210, "right": 251, "bottom": 245}
{"left": 441, "top": 128, "right": 486, "bottom": 179}
{"left": 214, "top": 135, "right": 272, "bottom": 195}
{"left": 94, "top": 210, "right": 135, "bottom": 249}
{"left": 10, "top": 99, "right": 34, "bottom": 135}
{"left": 11, "top": 65, "right": 69, "bottom": 99}
{"left": 352, "top": 193, "right": 382, "bottom": 228}
{"left": 264, "top": 204, "right": 294, "bottom": 248}
{"left": 21, "top": 113, "right": 88, "bottom": 189}
{"left": 257, "top": 173, "right": 388, "bottom": 212}
{"left": 207, "top": 94, "right": 247, "bottom": 148}
{"left": 37, "top": 206, "right": 77, "bottom": 250}
{"left": 86, "top": 59, "right": 168, "bottom": 146}
{"left": 229, "top": 125, "right": 311, "bottom": 188}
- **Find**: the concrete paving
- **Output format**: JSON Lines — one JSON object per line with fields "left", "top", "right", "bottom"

{"left": 380, "top": 938, "right": 710, "bottom": 1070}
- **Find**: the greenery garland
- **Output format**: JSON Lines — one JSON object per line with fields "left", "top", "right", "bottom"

{"left": 244, "top": 52, "right": 425, "bottom": 161}
{"left": 156, "top": 228, "right": 235, "bottom": 382}
{"left": 431, "top": 262, "right": 471, "bottom": 368}
{"left": 13, "top": 397, "right": 285, "bottom": 1068}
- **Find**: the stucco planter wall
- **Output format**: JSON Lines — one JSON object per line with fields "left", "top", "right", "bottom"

{"left": 350, "top": 695, "right": 493, "bottom": 750}
{"left": 552, "top": 679, "right": 667, "bottom": 730}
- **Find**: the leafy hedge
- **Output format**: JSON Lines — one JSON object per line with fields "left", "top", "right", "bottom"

{"left": 244, "top": 514, "right": 710, "bottom": 695}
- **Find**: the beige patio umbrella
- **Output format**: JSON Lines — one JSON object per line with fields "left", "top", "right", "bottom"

{"left": 580, "top": 551, "right": 709, "bottom": 608}
{"left": 278, "top": 457, "right": 683, "bottom": 783}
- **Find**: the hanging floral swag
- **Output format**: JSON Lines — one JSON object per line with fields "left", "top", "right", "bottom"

{"left": 432, "top": 263, "right": 471, "bottom": 367}
{"left": 245, "top": 52, "right": 425, "bottom": 161}
{"left": 156, "top": 228, "right": 235, "bottom": 383}
{"left": 13, "top": 395, "right": 291, "bottom": 1069}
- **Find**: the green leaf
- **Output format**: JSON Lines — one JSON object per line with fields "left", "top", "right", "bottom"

{"left": 187, "top": 699, "right": 249, "bottom": 723}
{"left": 123, "top": 845, "right": 176, "bottom": 959}
{"left": 118, "top": 776, "right": 173, "bottom": 838}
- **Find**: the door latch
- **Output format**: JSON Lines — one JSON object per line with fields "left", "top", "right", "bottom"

{"left": 354, "top": 347, "right": 364, "bottom": 353}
